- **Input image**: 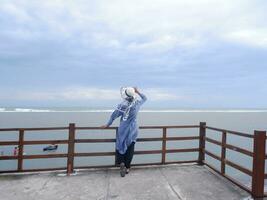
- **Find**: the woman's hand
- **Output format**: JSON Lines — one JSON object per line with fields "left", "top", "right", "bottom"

{"left": 100, "top": 125, "right": 108, "bottom": 129}
{"left": 134, "top": 87, "right": 140, "bottom": 94}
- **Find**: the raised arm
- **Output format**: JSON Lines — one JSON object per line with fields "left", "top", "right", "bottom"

{"left": 135, "top": 87, "right": 147, "bottom": 106}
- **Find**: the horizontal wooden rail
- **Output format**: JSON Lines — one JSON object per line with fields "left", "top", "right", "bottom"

{"left": 75, "top": 139, "right": 115, "bottom": 143}
{"left": 0, "top": 156, "right": 18, "bottom": 160}
{"left": 166, "top": 148, "right": 199, "bottom": 153}
{"left": 205, "top": 126, "right": 253, "bottom": 138}
{"left": 23, "top": 154, "right": 68, "bottom": 159}
{"left": 0, "top": 154, "right": 68, "bottom": 160}
{"left": 0, "top": 127, "right": 68, "bottom": 132}
{"left": 205, "top": 137, "right": 253, "bottom": 157}
{"left": 75, "top": 125, "right": 200, "bottom": 130}
{"left": 0, "top": 167, "right": 67, "bottom": 174}
{"left": 204, "top": 162, "right": 252, "bottom": 194}
{"left": 225, "top": 159, "right": 252, "bottom": 176}
{"left": 75, "top": 136, "right": 199, "bottom": 143}
{"left": 24, "top": 140, "right": 69, "bottom": 145}
{"left": 0, "top": 141, "right": 19, "bottom": 145}
{"left": 225, "top": 143, "right": 253, "bottom": 157}
{"left": 166, "top": 136, "right": 199, "bottom": 140}
{"left": 140, "top": 125, "right": 200, "bottom": 129}
{"left": 204, "top": 150, "right": 252, "bottom": 176}
{"left": 74, "top": 148, "right": 199, "bottom": 157}
{"left": 0, "top": 122, "right": 265, "bottom": 198}
{"left": 204, "top": 149, "right": 221, "bottom": 161}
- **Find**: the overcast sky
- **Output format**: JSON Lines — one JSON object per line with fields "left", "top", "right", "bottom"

{"left": 0, "top": 0, "right": 266, "bottom": 108}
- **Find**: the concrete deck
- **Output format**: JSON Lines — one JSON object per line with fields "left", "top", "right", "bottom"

{"left": 0, "top": 164, "right": 252, "bottom": 200}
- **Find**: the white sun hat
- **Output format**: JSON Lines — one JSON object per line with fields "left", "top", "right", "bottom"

{"left": 120, "top": 87, "right": 136, "bottom": 99}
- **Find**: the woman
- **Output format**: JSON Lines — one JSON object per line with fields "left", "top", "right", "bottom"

{"left": 101, "top": 87, "right": 147, "bottom": 177}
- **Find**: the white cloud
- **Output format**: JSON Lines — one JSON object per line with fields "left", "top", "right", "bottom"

{"left": 1, "top": 0, "right": 266, "bottom": 51}
{"left": 0, "top": 87, "right": 182, "bottom": 101}
{"left": 224, "top": 29, "right": 267, "bottom": 48}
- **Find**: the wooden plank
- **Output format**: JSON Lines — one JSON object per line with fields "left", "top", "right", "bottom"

{"left": 206, "top": 126, "right": 253, "bottom": 138}
{"left": 165, "top": 160, "right": 198, "bottom": 165}
{"left": 225, "top": 143, "right": 253, "bottom": 157}
{"left": 204, "top": 150, "right": 221, "bottom": 161}
{"left": 225, "top": 159, "right": 252, "bottom": 176}
{"left": 23, "top": 140, "right": 69, "bottom": 145}
{"left": 0, "top": 127, "right": 68, "bottom": 131}
{"left": 21, "top": 167, "right": 66, "bottom": 173}
{"left": 251, "top": 130, "right": 266, "bottom": 198}
{"left": 140, "top": 125, "right": 200, "bottom": 129}
{"left": 76, "top": 127, "right": 117, "bottom": 130}
{"left": 23, "top": 127, "right": 68, "bottom": 131}
{"left": 206, "top": 136, "right": 254, "bottom": 157}
{"left": 137, "top": 138, "right": 162, "bottom": 142}
{"left": 0, "top": 141, "right": 19, "bottom": 145}
{"left": 74, "top": 137, "right": 199, "bottom": 143}
{"left": 161, "top": 128, "right": 167, "bottom": 164}
{"left": 76, "top": 125, "right": 200, "bottom": 130}
{"left": 198, "top": 122, "right": 206, "bottom": 165}
{"left": 205, "top": 137, "right": 222, "bottom": 146}
{"left": 18, "top": 129, "right": 24, "bottom": 171}
{"left": 0, "top": 128, "right": 20, "bottom": 131}
{"left": 23, "top": 154, "right": 68, "bottom": 159}
{"left": 203, "top": 150, "right": 252, "bottom": 176}
{"left": 221, "top": 131, "right": 227, "bottom": 174}
{"left": 75, "top": 139, "right": 115, "bottom": 143}
{"left": 0, "top": 156, "right": 18, "bottom": 160}
{"left": 134, "top": 150, "right": 162, "bottom": 155}
{"left": 75, "top": 152, "right": 115, "bottom": 157}
{"left": 67, "top": 123, "right": 75, "bottom": 174}
{"left": 166, "top": 136, "right": 199, "bottom": 141}
{"left": 166, "top": 148, "right": 199, "bottom": 153}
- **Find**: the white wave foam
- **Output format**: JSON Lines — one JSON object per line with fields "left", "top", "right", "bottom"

{"left": 14, "top": 108, "right": 51, "bottom": 112}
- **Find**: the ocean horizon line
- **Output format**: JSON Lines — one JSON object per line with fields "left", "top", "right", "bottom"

{"left": 0, "top": 107, "right": 267, "bottom": 113}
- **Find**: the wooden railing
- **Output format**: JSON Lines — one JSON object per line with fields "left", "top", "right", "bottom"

{"left": 0, "top": 122, "right": 266, "bottom": 199}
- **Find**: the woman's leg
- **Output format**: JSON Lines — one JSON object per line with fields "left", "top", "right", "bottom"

{"left": 116, "top": 150, "right": 125, "bottom": 166}
{"left": 124, "top": 142, "right": 135, "bottom": 169}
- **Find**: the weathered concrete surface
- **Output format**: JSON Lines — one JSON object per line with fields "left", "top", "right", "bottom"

{"left": 0, "top": 164, "right": 252, "bottom": 200}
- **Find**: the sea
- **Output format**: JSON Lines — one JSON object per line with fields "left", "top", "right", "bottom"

{"left": 0, "top": 107, "right": 267, "bottom": 190}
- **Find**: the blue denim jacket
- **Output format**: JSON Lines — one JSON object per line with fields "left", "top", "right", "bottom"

{"left": 106, "top": 93, "right": 147, "bottom": 154}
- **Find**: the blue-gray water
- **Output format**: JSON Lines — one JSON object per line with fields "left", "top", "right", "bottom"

{"left": 0, "top": 110, "right": 267, "bottom": 189}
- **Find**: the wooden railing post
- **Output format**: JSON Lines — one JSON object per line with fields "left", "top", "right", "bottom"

{"left": 18, "top": 129, "right": 24, "bottom": 171}
{"left": 221, "top": 131, "right": 227, "bottom": 174}
{"left": 198, "top": 122, "right": 206, "bottom": 165}
{"left": 67, "top": 123, "right": 75, "bottom": 175}
{"left": 251, "top": 130, "right": 266, "bottom": 199}
{"left": 161, "top": 127, "right": 167, "bottom": 164}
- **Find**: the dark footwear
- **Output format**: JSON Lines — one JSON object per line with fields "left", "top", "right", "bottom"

{"left": 120, "top": 163, "right": 126, "bottom": 177}
{"left": 126, "top": 168, "right": 130, "bottom": 174}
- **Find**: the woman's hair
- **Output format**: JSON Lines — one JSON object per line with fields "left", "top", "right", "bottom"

{"left": 125, "top": 97, "right": 134, "bottom": 102}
